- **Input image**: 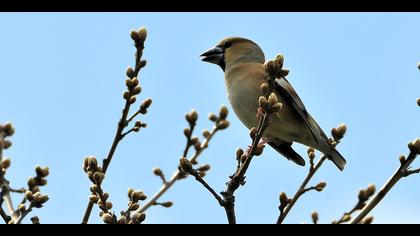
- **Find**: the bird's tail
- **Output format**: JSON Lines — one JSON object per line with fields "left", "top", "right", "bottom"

{"left": 326, "top": 148, "right": 346, "bottom": 171}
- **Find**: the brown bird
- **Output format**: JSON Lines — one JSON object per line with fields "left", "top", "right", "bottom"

{"left": 200, "top": 37, "right": 346, "bottom": 170}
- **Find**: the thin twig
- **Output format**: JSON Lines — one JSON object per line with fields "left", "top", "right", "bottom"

{"left": 0, "top": 132, "right": 18, "bottom": 223}
{"left": 138, "top": 127, "right": 219, "bottom": 213}
{"left": 277, "top": 156, "right": 327, "bottom": 224}
{"left": 81, "top": 36, "right": 146, "bottom": 225}
{"left": 221, "top": 111, "right": 271, "bottom": 224}
{"left": 350, "top": 151, "right": 418, "bottom": 224}
{"left": 15, "top": 203, "right": 34, "bottom": 224}
{"left": 186, "top": 167, "right": 224, "bottom": 206}
{"left": 0, "top": 190, "right": 11, "bottom": 223}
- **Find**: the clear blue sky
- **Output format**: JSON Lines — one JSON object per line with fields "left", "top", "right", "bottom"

{"left": 1, "top": 13, "right": 419, "bottom": 224}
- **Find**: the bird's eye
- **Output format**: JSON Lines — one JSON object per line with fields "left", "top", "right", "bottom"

{"left": 224, "top": 41, "right": 233, "bottom": 49}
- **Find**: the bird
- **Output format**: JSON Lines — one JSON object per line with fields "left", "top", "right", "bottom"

{"left": 200, "top": 37, "right": 346, "bottom": 171}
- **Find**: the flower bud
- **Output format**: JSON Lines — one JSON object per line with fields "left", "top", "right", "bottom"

{"left": 217, "top": 120, "right": 230, "bottom": 130}
{"left": 219, "top": 106, "right": 229, "bottom": 120}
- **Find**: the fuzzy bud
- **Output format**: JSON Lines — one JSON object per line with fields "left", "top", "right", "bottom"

{"left": 93, "top": 172, "right": 105, "bottom": 185}
{"left": 208, "top": 113, "right": 218, "bottom": 122}
{"left": 332, "top": 124, "right": 347, "bottom": 141}
{"left": 89, "top": 195, "right": 100, "bottom": 204}
{"left": 279, "top": 192, "right": 289, "bottom": 205}
{"left": 179, "top": 157, "right": 193, "bottom": 173}
{"left": 35, "top": 195, "right": 49, "bottom": 205}
{"left": 271, "top": 103, "right": 283, "bottom": 113}
{"left": 362, "top": 216, "right": 374, "bottom": 224}
{"left": 261, "top": 83, "right": 269, "bottom": 95}
{"left": 137, "top": 27, "right": 147, "bottom": 42}
{"left": 275, "top": 54, "right": 285, "bottom": 66}
{"left": 129, "top": 96, "right": 137, "bottom": 104}
{"left": 399, "top": 155, "right": 406, "bottom": 165}
{"left": 3, "top": 123, "right": 15, "bottom": 136}
{"left": 311, "top": 211, "right": 319, "bottom": 224}
{"left": 18, "top": 204, "right": 26, "bottom": 212}
{"left": 1, "top": 158, "right": 11, "bottom": 169}
{"left": 217, "top": 120, "right": 230, "bottom": 130}
{"left": 88, "top": 156, "right": 98, "bottom": 169}
{"left": 153, "top": 167, "right": 163, "bottom": 176}
{"left": 219, "top": 106, "right": 229, "bottom": 120}
{"left": 131, "top": 78, "right": 139, "bottom": 87}
{"left": 130, "top": 30, "right": 140, "bottom": 41}
{"left": 342, "top": 214, "right": 351, "bottom": 222}
{"left": 128, "top": 203, "right": 140, "bottom": 211}
{"left": 268, "top": 93, "right": 278, "bottom": 106}
{"left": 236, "top": 148, "right": 244, "bottom": 160}
{"left": 105, "top": 201, "right": 113, "bottom": 210}
{"left": 133, "top": 86, "right": 142, "bottom": 95}
{"left": 25, "top": 191, "right": 34, "bottom": 201}
{"left": 101, "top": 213, "right": 114, "bottom": 224}
{"left": 139, "top": 60, "right": 147, "bottom": 68}
{"left": 202, "top": 129, "right": 210, "bottom": 138}
{"left": 358, "top": 189, "right": 368, "bottom": 202}
{"left": 249, "top": 127, "right": 258, "bottom": 139}
{"left": 126, "top": 67, "right": 136, "bottom": 78}
{"left": 35, "top": 166, "right": 49, "bottom": 178}
{"left": 197, "top": 164, "right": 210, "bottom": 172}
{"left": 132, "top": 212, "right": 146, "bottom": 223}
{"left": 183, "top": 128, "right": 190, "bottom": 137}
{"left": 27, "top": 177, "right": 36, "bottom": 189}
{"left": 264, "top": 61, "right": 277, "bottom": 75}
{"left": 3, "top": 140, "right": 12, "bottom": 149}
{"left": 127, "top": 188, "right": 134, "bottom": 199}
{"left": 408, "top": 138, "right": 420, "bottom": 154}
{"left": 315, "top": 182, "right": 327, "bottom": 192}
{"left": 186, "top": 110, "right": 198, "bottom": 124}
{"left": 258, "top": 96, "right": 268, "bottom": 108}
{"left": 366, "top": 184, "right": 376, "bottom": 197}
{"left": 308, "top": 152, "right": 316, "bottom": 160}
{"left": 161, "top": 201, "right": 173, "bottom": 208}
{"left": 131, "top": 190, "right": 147, "bottom": 202}
{"left": 138, "top": 102, "right": 151, "bottom": 115}
{"left": 123, "top": 91, "right": 130, "bottom": 100}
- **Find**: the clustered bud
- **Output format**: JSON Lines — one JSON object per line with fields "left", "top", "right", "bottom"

{"left": 264, "top": 54, "right": 290, "bottom": 79}
{"left": 315, "top": 182, "right": 327, "bottom": 192}
{"left": 408, "top": 138, "right": 420, "bottom": 154}
{"left": 311, "top": 211, "right": 319, "bottom": 224}
{"left": 331, "top": 124, "right": 347, "bottom": 142}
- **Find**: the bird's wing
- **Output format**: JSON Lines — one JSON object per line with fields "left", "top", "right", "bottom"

{"left": 274, "top": 77, "right": 321, "bottom": 143}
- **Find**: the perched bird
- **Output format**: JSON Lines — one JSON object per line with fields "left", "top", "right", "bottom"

{"left": 200, "top": 37, "right": 346, "bottom": 170}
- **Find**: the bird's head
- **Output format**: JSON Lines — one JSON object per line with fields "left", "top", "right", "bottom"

{"left": 200, "top": 37, "right": 265, "bottom": 72}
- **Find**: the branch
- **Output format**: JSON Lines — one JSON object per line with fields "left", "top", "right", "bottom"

{"left": 137, "top": 119, "right": 224, "bottom": 213}
{"left": 333, "top": 184, "right": 376, "bottom": 224}
{"left": 277, "top": 124, "right": 347, "bottom": 224}
{"left": 277, "top": 155, "right": 327, "bottom": 224}
{"left": 350, "top": 139, "right": 420, "bottom": 224}
{"left": 180, "top": 158, "right": 224, "bottom": 206}
{"left": 81, "top": 27, "right": 150, "bottom": 224}
{"left": 216, "top": 59, "right": 286, "bottom": 224}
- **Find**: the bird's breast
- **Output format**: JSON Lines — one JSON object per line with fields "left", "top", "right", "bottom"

{"left": 225, "top": 64, "right": 314, "bottom": 144}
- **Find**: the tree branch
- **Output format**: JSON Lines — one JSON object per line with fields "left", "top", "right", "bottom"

{"left": 277, "top": 155, "right": 327, "bottom": 224}
{"left": 137, "top": 126, "right": 221, "bottom": 213}
{"left": 81, "top": 27, "right": 148, "bottom": 224}
{"left": 350, "top": 144, "right": 419, "bottom": 224}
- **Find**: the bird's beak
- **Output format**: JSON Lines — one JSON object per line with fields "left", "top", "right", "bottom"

{"left": 200, "top": 46, "right": 224, "bottom": 65}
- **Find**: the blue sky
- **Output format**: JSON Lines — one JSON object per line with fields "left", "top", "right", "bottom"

{"left": 1, "top": 13, "right": 419, "bottom": 224}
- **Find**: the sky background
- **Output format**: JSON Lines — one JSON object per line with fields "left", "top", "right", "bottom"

{"left": 0, "top": 13, "right": 419, "bottom": 224}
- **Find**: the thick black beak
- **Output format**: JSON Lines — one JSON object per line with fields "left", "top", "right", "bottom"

{"left": 200, "top": 46, "right": 225, "bottom": 71}
{"left": 200, "top": 46, "right": 224, "bottom": 64}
